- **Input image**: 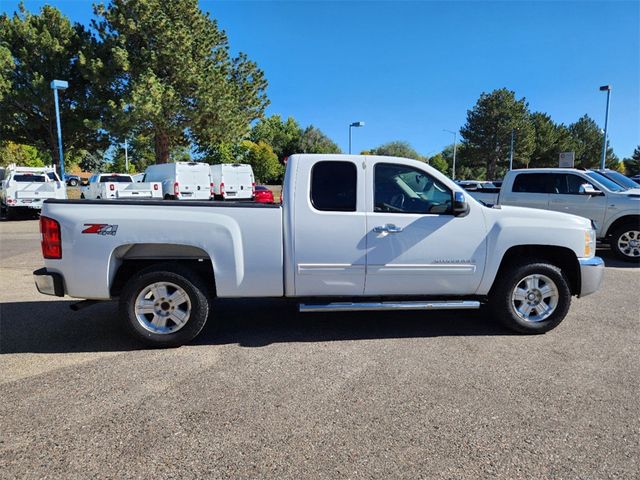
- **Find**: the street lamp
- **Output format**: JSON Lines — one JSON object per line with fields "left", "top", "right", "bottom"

{"left": 349, "top": 121, "right": 365, "bottom": 154}
{"left": 599, "top": 85, "right": 612, "bottom": 169}
{"left": 50, "top": 79, "right": 68, "bottom": 181}
{"left": 443, "top": 129, "right": 457, "bottom": 180}
{"left": 509, "top": 128, "right": 516, "bottom": 170}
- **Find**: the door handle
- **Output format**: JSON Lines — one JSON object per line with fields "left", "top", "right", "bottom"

{"left": 374, "top": 224, "right": 404, "bottom": 234}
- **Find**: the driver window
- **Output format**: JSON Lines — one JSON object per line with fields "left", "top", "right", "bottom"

{"left": 562, "top": 174, "right": 599, "bottom": 194}
{"left": 374, "top": 163, "right": 452, "bottom": 214}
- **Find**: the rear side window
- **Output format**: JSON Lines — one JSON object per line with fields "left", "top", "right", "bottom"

{"left": 12, "top": 174, "right": 46, "bottom": 182}
{"left": 512, "top": 173, "right": 553, "bottom": 193}
{"left": 100, "top": 175, "right": 132, "bottom": 183}
{"left": 310, "top": 161, "right": 357, "bottom": 212}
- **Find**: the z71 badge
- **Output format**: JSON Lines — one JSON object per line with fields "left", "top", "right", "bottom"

{"left": 82, "top": 224, "right": 118, "bottom": 236}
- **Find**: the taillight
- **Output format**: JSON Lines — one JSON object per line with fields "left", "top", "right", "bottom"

{"left": 220, "top": 182, "right": 225, "bottom": 197}
{"left": 210, "top": 182, "right": 215, "bottom": 197}
{"left": 109, "top": 183, "right": 115, "bottom": 191}
{"left": 153, "top": 184, "right": 158, "bottom": 191}
{"left": 174, "top": 182, "right": 180, "bottom": 196}
{"left": 252, "top": 182, "right": 256, "bottom": 195}
{"left": 40, "top": 216, "right": 61, "bottom": 259}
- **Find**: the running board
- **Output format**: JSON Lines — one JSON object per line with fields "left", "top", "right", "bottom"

{"left": 299, "top": 300, "right": 480, "bottom": 313}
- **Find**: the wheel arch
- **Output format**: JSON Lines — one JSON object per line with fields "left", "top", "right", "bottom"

{"left": 489, "top": 244, "right": 581, "bottom": 296}
{"left": 109, "top": 243, "right": 216, "bottom": 298}
{"left": 605, "top": 214, "right": 640, "bottom": 238}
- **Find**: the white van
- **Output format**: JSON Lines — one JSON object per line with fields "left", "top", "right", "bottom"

{"left": 210, "top": 164, "right": 255, "bottom": 200}
{"left": 143, "top": 162, "right": 212, "bottom": 200}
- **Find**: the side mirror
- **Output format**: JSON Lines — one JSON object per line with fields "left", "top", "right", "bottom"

{"left": 453, "top": 191, "right": 470, "bottom": 216}
{"left": 579, "top": 183, "right": 602, "bottom": 195}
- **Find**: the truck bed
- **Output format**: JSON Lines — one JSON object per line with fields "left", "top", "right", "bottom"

{"left": 41, "top": 199, "right": 283, "bottom": 299}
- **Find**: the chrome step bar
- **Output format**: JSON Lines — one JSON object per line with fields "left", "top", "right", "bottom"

{"left": 299, "top": 300, "right": 481, "bottom": 313}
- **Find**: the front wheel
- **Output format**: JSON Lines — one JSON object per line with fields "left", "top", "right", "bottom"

{"left": 490, "top": 261, "right": 571, "bottom": 334}
{"left": 610, "top": 225, "right": 640, "bottom": 262}
{"left": 119, "top": 264, "right": 211, "bottom": 347}
{"left": 68, "top": 179, "right": 78, "bottom": 187}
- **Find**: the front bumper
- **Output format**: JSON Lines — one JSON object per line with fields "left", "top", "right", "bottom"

{"left": 578, "top": 257, "right": 605, "bottom": 297}
{"left": 33, "top": 268, "right": 65, "bottom": 297}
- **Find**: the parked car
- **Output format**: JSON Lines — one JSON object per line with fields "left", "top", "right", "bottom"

{"left": 210, "top": 163, "right": 255, "bottom": 200}
{"left": 253, "top": 185, "right": 274, "bottom": 203}
{"left": 34, "top": 154, "right": 604, "bottom": 347}
{"left": 591, "top": 169, "right": 640, "bottom": 191}
{"left": 0, "top": 164, "right": 66, "bottom": 219}
{"left": 143, "top": 162, "right": 212, "bottom": 200}
{"left": 457, "top": 180, "right": 501, "bottom": 205}
{"left": 64, "top": 173, "right": 81, "bottom": 187}
{"left": 499, "top": 168, "right": 640, "bottom": 261}
{"left": 80, "top": 173, "right": 162, "bottom": 200}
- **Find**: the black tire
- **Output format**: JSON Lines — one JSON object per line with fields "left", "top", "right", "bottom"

{"left": 610, "top": 224, "right": 640, "bottom": 263}
{"left": 119, "top": 264, "right": 211, "bottom": 347}
{"left": 490, "top": 260, "right": 571, "bottom": 334}
{"left": 68, "top": 179, "right": 78, "bottom": 187}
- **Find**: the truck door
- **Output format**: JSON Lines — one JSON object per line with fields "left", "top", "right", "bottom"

{"left": 547, "top": 173, "right": 607, "bottom": 226}
{"left": 293, "top": 159, "right": 367, "bottom": 296}
{"left": 364, "top": 161, "right": 487, "bottom": 296}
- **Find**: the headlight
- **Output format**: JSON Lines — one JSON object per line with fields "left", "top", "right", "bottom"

{"left": 584, "top": 229, "right": 596, "bottom": 257}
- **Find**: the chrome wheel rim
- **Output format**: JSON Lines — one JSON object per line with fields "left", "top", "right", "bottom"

{"left": 618, "top": 230, "right": 640, "bottom": 258}
{"left": 511, "top": 274, "right": 559, "bottom": 323}
{"left": 134, "top": 281, "right": 191, "bottom": 334}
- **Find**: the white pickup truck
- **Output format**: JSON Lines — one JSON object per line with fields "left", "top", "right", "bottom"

{"left": 80, "top": 173, "right": 162, "bottom": 200}
{"left": 499, "top": 168, "right": 640, "bottom": 261}
{"left": 34, "top": 154, "right": 604, "bottom": 347}
{"left": 0, "top": 165, "right": 66, "bottom": 218}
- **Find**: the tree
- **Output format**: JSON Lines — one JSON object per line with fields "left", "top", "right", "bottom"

{"left": 298, "top": 126, "right": 341, "bottom": 154}
{"left": 0, "top": 4, "right": 110, "bottom": 167}
{"left": 460, "top": 88, "right": 534, "bottom": 179}
{"left": 567, "top": 114, "right": 616, "bottom": 169}
{"left": 78, "top": 149, "right": 106, "bottom": 173}
{"left": 528, "top": 113, "right": 577, "bottom": 168}
{"left": 241, "top": 140, "right": 283, "bottom": 183}
{"left": 250, "top": 115, "right": 301, "bottom": 160}
{"left": 95, "top": 0, "right": 269, "bottom": 164}
{"left": 0, "top": 141, "right": 47, "bottom": 168}
{"left": 623, "top": 146, "right": 640, "bottom": 177}
{"left": 428, "top": 153, "right": 449, "bottom": 175}
{"left": 368, "top": 141, "right": 424, "bottom": 161}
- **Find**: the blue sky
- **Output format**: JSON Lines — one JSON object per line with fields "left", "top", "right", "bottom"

{"left": 3, "top": 0, "right": 639, "bottom": 158}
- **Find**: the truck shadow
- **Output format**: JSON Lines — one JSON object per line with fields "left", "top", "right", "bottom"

{"left": 597, "top": 249, "right": 639, "bottom": 269}
{"left": 0, "top": 298, "right": 510, "bottom": 354}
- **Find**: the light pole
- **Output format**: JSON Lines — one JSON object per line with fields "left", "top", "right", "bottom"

{"left": 124, "top": 139, "right": 129, "bottom": 172}
{"left": 349, "top": 121, "right": 365, "bottom": 154}
{"left": 599, "top": 85, "right": 612, "bottom": 169}
{"left": 50, "top": 80, "right": 68, "bottom": 181}
{"left": 443, "top": 129, "right": 457, "bottom": 180}
{"left": 509, "top": 128, "right": 515, "bottom": 170}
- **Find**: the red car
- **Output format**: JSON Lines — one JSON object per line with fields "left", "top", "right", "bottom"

{"left": 253, "top": 185, "right": 274, "bottom": 203}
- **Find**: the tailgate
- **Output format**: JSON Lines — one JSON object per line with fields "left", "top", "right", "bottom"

{"left": 15, "top": 183, "right": 57, "bottom": 199}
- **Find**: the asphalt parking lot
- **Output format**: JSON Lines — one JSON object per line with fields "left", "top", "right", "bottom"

{"left": 0, "top": 218, "right": 638, "bottom": 479}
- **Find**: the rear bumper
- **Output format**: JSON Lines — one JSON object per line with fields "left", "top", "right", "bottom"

{"left": 33, "top": 268, "right": 65, "bottom": 297}
{"left": 578, "top": 257, "right": 605, "bottom": 298}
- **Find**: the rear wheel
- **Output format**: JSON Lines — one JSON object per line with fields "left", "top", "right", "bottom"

{"left": 68, "top": 179, "right": 78, "bottom": 187}
{"left": 490, "top": 261, "right": 571, "bottom": 334}
{"left": 119, "top": 264, "right": 211, "bottom": 347}
{"left": 610, "top": 224, "right": 640, "bottom": 262}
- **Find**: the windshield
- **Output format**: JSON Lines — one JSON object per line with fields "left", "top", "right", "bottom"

{"left": 586, "top": 171, "right": 626, "bottom": 192}
{"left": 12, "top": 174, "right": 46, "bottom": 182}
{"left": 600, "top": 171, "right": 639, "bottom": 189}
